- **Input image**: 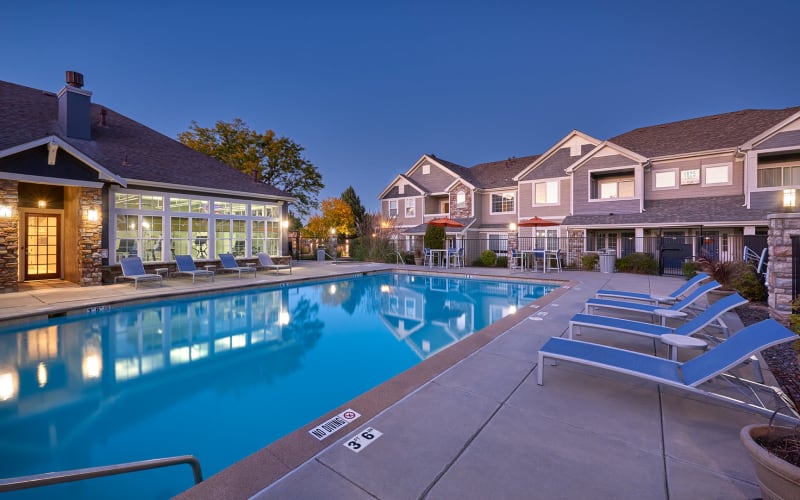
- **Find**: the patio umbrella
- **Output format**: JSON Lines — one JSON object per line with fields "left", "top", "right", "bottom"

{"left": 427, "top": 217, "right": 464, "bottom": 228}
{"left": 517, "top": 216, "right": 559, "bottom": 229}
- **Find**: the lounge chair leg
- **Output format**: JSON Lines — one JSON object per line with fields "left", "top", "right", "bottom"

{"left": 537, "top": 352, "right": 544, "bottom": 385}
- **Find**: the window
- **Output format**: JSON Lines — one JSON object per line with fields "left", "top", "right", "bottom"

{"left": 456, "top": 191, "right": 466, "bottom": 209}
{"left": 491, "top": 193, "right": 515, "bottom": 213}
{"left": 388, "top": 200, "right": 398, "bottom": 217}
{"left": 534, "top": 181, "right": 558, "bottom": 204}
{"left": 590, "top": 171, "right": 634, "bottom": 200}
{"left": 653, "top": 169, "right": 677, "bottom": 190}
{"left": 405, "top": 198, "right": 415, "bottom": 218}
{"left": 758, "top": 165, "right": 800, "bottom": 188}
{"left": 422, "top": 164, "right": 430, "bottom": 174}
{"left": 441, "top": 201, "right": 449, "bottom": 214}
{"left": 487, "top": 234, "right": 508, "bottom": 254}
{"left": 702, "top": 164, "right": 731, "bottom": 186}
{"left": 398, "top": 184, "right": 404, "bottom": 195}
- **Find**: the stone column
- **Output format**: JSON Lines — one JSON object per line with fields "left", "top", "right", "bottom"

{"left": 767, "top": 212, "right": 800, "bottom": 323}
{"left": 78, "top": 187, "right": 103, "bottom": 287}
{"left": 0, "top": 179, "right": 19, "bottom": 293}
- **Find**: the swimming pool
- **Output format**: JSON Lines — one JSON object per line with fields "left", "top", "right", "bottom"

{"left": 0, "top": 272, "right": 557, "bottom": 499}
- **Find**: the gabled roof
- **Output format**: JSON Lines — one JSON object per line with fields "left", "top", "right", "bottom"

{"left": 562, "top": 195, "right": 768, "bottom": 226}
{"left": 565, "top": 141, "right": 648, "bottom": 174}
{"left": 610, "top": 107, "right": 800, "bottom": 158}
{"left": 0, "top": 79, "right": 292, "bottom": 200}
{"left": 514, "top": 130, "right": 600, "bottom": 181}
{"left": 378, "top": 174, "right": 427, "bottom": 199}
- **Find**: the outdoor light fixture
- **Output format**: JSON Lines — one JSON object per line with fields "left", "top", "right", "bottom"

{"left": 509, "top": 222, "right": 517, "bottom": 232}
{"left": 282, "top": 219, "right": 289, "bottom": 228}
{"left": 0, "top": 206, "right": 11, "bottom": 217}
{"left": 87, "top": 209, "right": 99, "bottom": 221}
{"left": 37, "top": 200, "right": 47, "bottom": 209}
{"left": 783, "top": 189, "right": 796, "bottom": 209}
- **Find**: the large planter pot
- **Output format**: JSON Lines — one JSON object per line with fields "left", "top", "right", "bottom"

{"left": 740, "top": 424, "right": 800, "bottom": 500}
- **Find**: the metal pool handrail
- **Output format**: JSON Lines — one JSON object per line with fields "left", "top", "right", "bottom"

{"left": 0, "top": 455, "right": 203, "bottom": 492}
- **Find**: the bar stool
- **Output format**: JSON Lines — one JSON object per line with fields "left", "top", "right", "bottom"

{"left": 545, "top": 250, "right": 562, "bottom": 272}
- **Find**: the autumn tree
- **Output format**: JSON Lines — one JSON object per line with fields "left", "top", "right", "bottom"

{"left": 178, "top": 118, "right": 324, "bottom": 217}
{"left": 341, "top": 186, "right": 366, "bottom": 235}
{"left": 300, "top": 198, "right": 355, "bottom": 239}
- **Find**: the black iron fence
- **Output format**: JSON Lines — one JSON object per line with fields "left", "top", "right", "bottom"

{"left": 378, "top": 234, "right": 768, "bottom": 276}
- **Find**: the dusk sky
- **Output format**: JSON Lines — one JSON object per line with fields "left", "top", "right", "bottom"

{"left": 3, "top": 1, "right": 799, "bottom": 215}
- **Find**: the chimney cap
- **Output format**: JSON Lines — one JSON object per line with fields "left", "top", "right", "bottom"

{"left": 65, "top": 71, "right": 84, "bottom": 89}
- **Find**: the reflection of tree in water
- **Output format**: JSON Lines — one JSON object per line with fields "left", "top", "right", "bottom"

{"left": 319, "top": 278, "right": 379, "bottom": 316}
{"left": 283, "top": 297, "right": 324, "bottom": 347}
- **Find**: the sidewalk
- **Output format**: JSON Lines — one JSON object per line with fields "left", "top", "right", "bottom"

{"left": 0, "top": 266, "right": 775, "bottom": 499}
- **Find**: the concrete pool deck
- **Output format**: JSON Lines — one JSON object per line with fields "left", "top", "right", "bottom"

{"left": 0, "top": 262, "right": 785, "bottom": 499}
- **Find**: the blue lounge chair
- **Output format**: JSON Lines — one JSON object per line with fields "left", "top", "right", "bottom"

{"left": 584, "top": 281, "right": 721, "bottom": 320}
{"left": 570, "top": 292, "right": 747, "bottom": 340}
{"left": 537, "top": 319, "right": 798, "bottom": 418}
{"left": 219, "top": 253, "right": 257, "bottom": 278}
{"left": 174, "top": 254, "right": 215, "bottom": 283}
{"left": 595, "top": 272, "right": 710, "bottom": 304}
{"left": 257, "top": 252, "right": 292, "bottom": 275}
{"left": 115, "top": 256, "right": 162, "bottom": 289}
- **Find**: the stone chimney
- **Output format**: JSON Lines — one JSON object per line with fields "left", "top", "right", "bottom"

{"left": 58, "top": 71, "right": 92, "bottom": 140}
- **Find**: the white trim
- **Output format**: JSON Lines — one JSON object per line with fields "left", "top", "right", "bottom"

{"left": 0, "top": 172, "right": 103, "bottom": 188}
{"left": 653, "top": 168, "right": 679, "bottom": 191}
{"left": 514, "top": 130, "right": 601, "bottom": 181}
{"left": 740, "top": 110, "right": 800, "bottom": 150}
{"left": 565, "top": 141, "right": 648, "bottom": 174}
{"left": 0, "top": 135, "right": 127, "bottom": 186}
{"left": 701, "top": 163, "right": 732, "bottom": 187}
{"left": 126, "top": 178, "right": 294, "bottom": 202}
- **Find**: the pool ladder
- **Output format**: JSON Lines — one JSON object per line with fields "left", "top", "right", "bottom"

{"left": 0, "top": 455, "right": 203, "bottom": 493}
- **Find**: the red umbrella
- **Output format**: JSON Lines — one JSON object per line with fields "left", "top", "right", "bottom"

{"left": 427, "top": 217, "right": 464, "bottom": 228}
{"left": 517, "top": 216, "right": 559, "bottom": 228}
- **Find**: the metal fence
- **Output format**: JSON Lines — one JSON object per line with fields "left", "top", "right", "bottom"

{"left": 383, "top": 234, "right": 768, "bottom": 276}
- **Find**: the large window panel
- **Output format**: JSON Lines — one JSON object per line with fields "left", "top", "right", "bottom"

{"left": 141, "top": 216, "right": 163, "bottom": 262}
{"left": 535, "top": 181, "right": 558, "bottom": 204}
{"left": 491, "top": 193, "right": 515, "bottom": 213}
{"left": 703, "top": 164, "right": 731, "bottom": 186}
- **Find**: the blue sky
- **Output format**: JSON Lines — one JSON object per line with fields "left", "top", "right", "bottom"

{"left": 3, "top": 1, "right": 799, "bottom": 214}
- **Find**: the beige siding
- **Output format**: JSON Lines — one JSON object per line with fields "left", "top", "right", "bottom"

{"left": 408, "top": 163, "right": 456, "bottom": 192}
{"left": 571, "top": 155, "right": 641, "bottom": 215}
{"left": 479, "top": 191, "right": 517, "bottom": 224}
{"left": 518, "top": 179, "right": 571, "bottom": 218}
{"left": 645, "top": 153, "right": 742, "bottom": 200}
{"left": 399, "top": 197, "right": 423, "bottom": 225}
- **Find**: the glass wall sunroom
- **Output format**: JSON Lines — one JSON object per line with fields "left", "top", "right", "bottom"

{"left": 111, "top": 189, "right": 284, "bottom": 263}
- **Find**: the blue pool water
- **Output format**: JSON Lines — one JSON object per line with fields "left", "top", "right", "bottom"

{"left": 0, "top": 272, "right": 556, "bottom": 499}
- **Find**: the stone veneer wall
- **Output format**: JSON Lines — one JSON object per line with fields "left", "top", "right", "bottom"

{"left": 449, "top": 182, "right": 472, "bottom": 219}
{"left": 0, "top": 179, "right": 19, "bottom": 293}
{"left": 767, "top": 212, "right": 800, "bottom": 323}
{"left": 77, "top": 187, "right": 103, "bottom": 287}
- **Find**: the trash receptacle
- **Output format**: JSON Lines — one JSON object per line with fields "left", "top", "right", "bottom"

{"left": 317, "top": 249, "right": 326, "bottom": 262}
{"left": 599, "top": 252, "right": 616, "bottom": 273}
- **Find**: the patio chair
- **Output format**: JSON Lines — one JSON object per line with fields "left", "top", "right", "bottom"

{"left": 584, "top": 280, "right": 721, "bottom": 321}
{"left": 509, "top": 248, "right": 523, "bottom": 271}
{"left": 423, "top": 247, "right": 433, "bottom": 267}
{"left": 115, "top": 256, "right": 163, "bottom": 289}
{"left": 569, "top": 292, "right": 747, "bottom": 340}
{"left": 537, "top": 319, "right": 798, "bottom": 418}
{"left": 173, "top": 254, "right": 215, "bottom": 283}
{"left": 448, "top": 247, "right": 463, "bottom": 268}
{"left": 256, "top": 252, "right": 292, "bottom": 274}
{"left": 218, "top": 253, "right": 257, "bottom": 278}
{"left": 595, "top": 272, "right": 710, "bottom": 305}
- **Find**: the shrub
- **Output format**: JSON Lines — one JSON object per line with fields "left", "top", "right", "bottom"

{"left": 496, "top": 256, "right": 508, "bottom": 268}
{"left": 424, "top": 224, "right": 445, "bottom": 250}
{"left": 615, "top": 252, "right": 658, "bottom": 275}
{"left": 682, "top": 260, "right": 701, "bottom": 279}
{"left": 581, "top": 253, "right": 599, "bottom": 271}
{"left": 729, "top": 265, "right": 766, "bottom": 302}
{"left": 480, "top": 250, "right": 497, "bottom": 266}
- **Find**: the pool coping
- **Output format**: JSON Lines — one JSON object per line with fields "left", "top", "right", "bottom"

{"left": 173, "top": 274, "right": 575, "bottom": 499}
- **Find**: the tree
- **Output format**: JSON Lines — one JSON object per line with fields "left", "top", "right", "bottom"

{"left": 340, "top": 186, "right": 366, "bottom": 235}
{"left": 300, "top": 198, "right": 355, "bottom": 239}
{"left": 178, "top": 118, "right": 324, "bottom": 217}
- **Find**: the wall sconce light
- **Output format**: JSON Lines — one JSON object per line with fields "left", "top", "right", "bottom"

{"left": 0, "top": 206, "right": 11, "bottom": 218}
{"left": 282, "top": 219, "right": 289, "bottom": 229}
{"left": 37, "top": 200, "right": 47, "bottom": 209}
{"left": 783, "top": 189, "right": 796, "bottom": 209}
{"left": 509, "top": 222, "right": 517, "bottom": 232}
{"left": 87, "top": 209, "right": 99, "bottom": 221}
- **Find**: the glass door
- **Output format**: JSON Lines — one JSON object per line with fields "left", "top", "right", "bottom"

{"left": 25, "top": 214, "right": 61, "bottom": 280}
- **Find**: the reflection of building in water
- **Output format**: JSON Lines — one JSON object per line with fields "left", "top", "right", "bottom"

{"left": 0, "top": 286, "right": 323, "bottom": 456}
{"left": 378, "top": 275, "right": 553, "bottom": 360}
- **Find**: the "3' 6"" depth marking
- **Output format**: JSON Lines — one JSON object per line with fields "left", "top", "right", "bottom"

{"left": 343, "top": 427, "right": 382, "bottom": 453}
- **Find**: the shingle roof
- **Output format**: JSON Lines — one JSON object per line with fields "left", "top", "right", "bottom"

{"left": 562, "top": 195, "right": 769, "bottom": 226}
{"left": 0, "top": 80, "right": 291, "bottom": 199}
{"left": 610, "top": 107, "right": 800, "bottom": 158}
{"left": 468, "top": 155, "right": 540, "bottom": 189}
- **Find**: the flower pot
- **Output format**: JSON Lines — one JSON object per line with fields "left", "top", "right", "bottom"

{"left": 414, "top": 257, "right": 424, "bottom": 266}
{"left": 740, "top": 424, "right": 800, "bottom": 500}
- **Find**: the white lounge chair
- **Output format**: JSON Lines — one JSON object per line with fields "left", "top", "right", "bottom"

{"left": 257, "top": 253, "right": 292, "bottom": 274}
{"left": 218, "top": 253, "right": 257, "bottom": 278}
{"left": 115, "top": 256, "right": 162, "bottom": 289}
{"left": 595, "top": 272, "right": 710, "bottom": 304}
{"left": 538, "top": 319, "right": 799, "bottom": 418}
{"left": 570, "top": 292, "right": 747, "bottom": 340}
{"left": 174, "top": 255, "right": 215, "bottom": 283}
{"left": 584, "top": 280, "right": 721, "bottom": 320}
